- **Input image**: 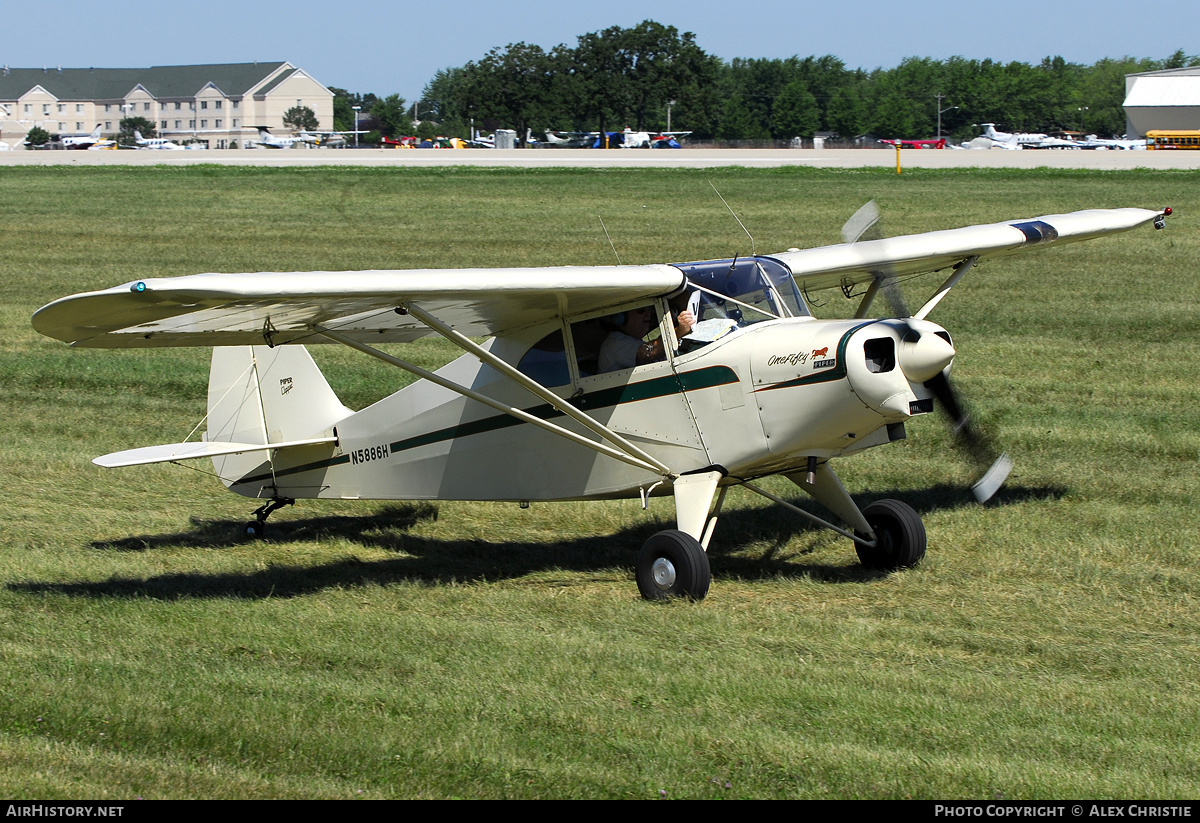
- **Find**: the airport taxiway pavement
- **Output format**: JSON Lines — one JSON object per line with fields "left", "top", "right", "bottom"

{"left": 4, "top": 147, "right": 1200, "bottom": 170}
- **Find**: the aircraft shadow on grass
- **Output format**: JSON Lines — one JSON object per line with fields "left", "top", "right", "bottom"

{"left": 10, "top": 483, "right": 1063, "bottom": 602}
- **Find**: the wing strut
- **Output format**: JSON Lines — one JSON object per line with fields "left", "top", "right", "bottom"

{"left": 400, "top": 302, "right": 675, "bottom": 477}
{"left": 316, "top": 326, "right": 674, "bottom": 479}
{"left": 914, "top": 256, "right": 978, "bottom": 320}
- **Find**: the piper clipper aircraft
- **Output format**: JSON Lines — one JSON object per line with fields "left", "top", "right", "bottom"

{"left": 32, "top": 205, "right": 1170, "bottom": 600}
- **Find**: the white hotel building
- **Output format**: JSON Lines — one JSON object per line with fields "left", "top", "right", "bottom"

{"left": 0, "top": 62, "right": 333, "bottom": 148}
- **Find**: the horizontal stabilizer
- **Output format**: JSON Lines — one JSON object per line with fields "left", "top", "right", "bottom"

{"left": 94, "top": 436, "right": 337, "bottom": 468}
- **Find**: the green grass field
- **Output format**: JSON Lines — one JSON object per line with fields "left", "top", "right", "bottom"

{"left": 1, "top": 165, "right": 1197, "bottom": 799}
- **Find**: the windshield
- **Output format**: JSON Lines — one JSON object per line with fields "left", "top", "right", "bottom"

{"left": 674, "top": 256, "right": 808, "bottom": 325}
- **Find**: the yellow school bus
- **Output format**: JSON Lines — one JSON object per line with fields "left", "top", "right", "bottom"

{"left": 1146, "top": 130, "right": 1200, "bottom": 149}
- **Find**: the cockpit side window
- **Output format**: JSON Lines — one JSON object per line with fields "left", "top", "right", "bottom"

{"left": 516, "top": 328, "right": 570, "bottom": 387}
{"left": 576, "top": 304, "right": 667, "bottom": 376}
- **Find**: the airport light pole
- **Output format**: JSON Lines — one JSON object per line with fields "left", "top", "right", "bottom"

{"left": 936, "top": 95, "right": 957, "bottom": 140}
{"left": 352, "top": 106, "right": 361, "bottom": 147}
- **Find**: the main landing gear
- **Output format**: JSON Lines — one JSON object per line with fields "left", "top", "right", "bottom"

{"left": 636, "top": 530, "right": 711, "bottom": 601}
{"left": 240, "top": 497, "right": 294, "bottom": 541}
{"left": 854, "top": 499, "right": 927, "bottom": 570}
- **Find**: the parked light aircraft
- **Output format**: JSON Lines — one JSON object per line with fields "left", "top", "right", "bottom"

{"left": 251, "top": 126, "right": 316, "bottom": 149}
{"left": 133, "top": 130, "right": 184, "bottom": 150}
{"left": 61, "top": 125, "right": 105, "bottom": 149}
{"left": 974, "top": 123, "right": 1080, "bottom": 150}
{"left": 32, "top": 205, "right": 1170, "bottom": 600}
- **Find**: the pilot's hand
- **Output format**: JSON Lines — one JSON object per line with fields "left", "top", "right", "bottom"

{"left": 675, "top": 310, "right": 695, "bottom": 336}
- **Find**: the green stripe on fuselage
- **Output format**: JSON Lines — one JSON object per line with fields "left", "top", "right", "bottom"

{"left": 234, "top": 365, "right": 740, "bottom": 486}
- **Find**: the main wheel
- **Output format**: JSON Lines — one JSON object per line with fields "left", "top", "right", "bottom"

{"left": 636, "top": 530, "right": 711, "bottom": 601}
{"left": 854, "top": 499, "right": 926, "bottom": 570}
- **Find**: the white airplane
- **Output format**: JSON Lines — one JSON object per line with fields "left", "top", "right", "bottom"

{"left": 544, "top": 130, "right": 596, "bottom": 148}
{"left": 251, "top": 126, "right": 316, "bottom": 149}
{"left": 133, "top": 130, "right": 184, "bottom": 150}
{"left": 976, "top": 124, "right": 1079, "bottom": 150}
{"left": 61, "top": 125, "right": 105, "bottom": 150}
{"left": 32, "top": 205, "right": 1170, "bottom": 600}
{"left": 1077, "top": 134, "right": 1147, "bottom": 151}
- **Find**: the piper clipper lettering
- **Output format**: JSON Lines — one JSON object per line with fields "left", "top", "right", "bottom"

{"left": 33, "top": 205, "right": 1170, "bottom": 600}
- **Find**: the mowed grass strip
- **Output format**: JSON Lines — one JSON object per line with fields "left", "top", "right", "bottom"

{"left": 1, "top": 165, "right": 1197, "bottom": 798}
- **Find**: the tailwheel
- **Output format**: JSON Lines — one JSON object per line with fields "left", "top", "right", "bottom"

{"left": 238, "top": 497, "right": 294, "bottom": 542}
{"left": 636, "top": 530, "right": 711, "bottom": 601}
{"left": 241, "top": 520, "right": 266, "bottom": 541}
{"left": 854, "top": 499, "right": 926, "bottom": 570}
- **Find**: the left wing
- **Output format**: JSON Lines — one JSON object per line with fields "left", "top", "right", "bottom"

{"left": 33, "top": 265, "right": 685, "bottom": 349}
{"left": 773, "top": 208, "right": 1168, "bottom": 295}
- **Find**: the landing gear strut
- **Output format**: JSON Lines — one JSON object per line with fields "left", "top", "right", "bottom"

{"left": 241, "top": 497, "right": 294, "bottom": 541}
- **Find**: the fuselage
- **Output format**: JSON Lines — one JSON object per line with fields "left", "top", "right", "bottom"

{"left": 222, "top": 310, "right": 945, "bottom": 504}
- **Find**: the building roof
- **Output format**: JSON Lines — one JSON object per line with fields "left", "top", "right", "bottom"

{"left": 1125, "top": 68, "right": 1200, "bottom": 108}
{"left": 0, "top": 63, "right": 292, "bottom": 101}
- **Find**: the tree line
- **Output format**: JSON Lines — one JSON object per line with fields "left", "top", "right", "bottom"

{"left": 332, "top": 20, "right": 1196, "bottom": 144}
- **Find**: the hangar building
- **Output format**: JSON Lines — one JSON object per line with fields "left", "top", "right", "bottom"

{"left": 1124, "top": 66, "right": 1200, "bottom": 137}
{"left": 0, "top": 62, "right": 333, "bottom": 148}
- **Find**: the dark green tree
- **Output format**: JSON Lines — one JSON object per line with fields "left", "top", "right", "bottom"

{"left": 25, "top": 125, "right": 51, "bottom": 147}
{"left": 771, "top": 80, "right": 821, "bottom": 138}
{"left": 371, "top": 94, "right": 412, "bottom": 138}
{"left": 118, "top": 117, "right": 156, "bottom": 147}
{"left": 717, "top": 93, "right": 769, "bottom": 141}
{"left": 458, "top": 42, "right": 560, "bottom": 144}
{"left": 330, "top": 87, "right": 379, "bottom": 132}
{"left": 283, "top": 105, "right": 319, "bottom": 131}
{"left": 825, "top": 85, "right": 869, "bottom": 137}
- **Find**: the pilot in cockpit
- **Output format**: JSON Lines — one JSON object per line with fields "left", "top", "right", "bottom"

{"left": 598, "top": 303, "right": 695, "bottom": 372}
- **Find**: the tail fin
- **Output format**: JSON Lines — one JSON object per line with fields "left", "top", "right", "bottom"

{"left": 207, "top": 345, "right": 351, "bottom": 485}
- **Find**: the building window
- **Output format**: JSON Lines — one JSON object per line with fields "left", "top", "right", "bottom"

{"left": 215, "top": 100, "right": 222, "bottom": 110}
{"left": 76, "top": 104, "right": 83, "bottom": 113}
{"left": 189, "top": 120, "right": 195, "bottom": 128}
{"left": 105, "top": 122, "right": 112, "bottom": 130}
{"left": 57, "top": 104, "right": 64, "bottom": 113}
{"left": 174, "top": 120, "right": 181, "bottom": 129}
{"left": 200, "top": 119, "right": 208, "bottom": 128}
{"left": 232, "top": 100, "right": 239, "bottom": 109}
{"left": 76, "top": 122, "right": 83, "bottom": 131}
{"left": 232, "top": 118, "right": 239, "bottom": 128}
{"left": 43, "top": 105, "right": 50, "bottom": 115}
{"left": 200, "top": 101, "right": 208, "bottom": 110}
{"left": 23, "top": 104, "right": 30, "bottom": 113}
{"left": 161, "top": 121, "right": 167, "bottom": 129}
{"left": 215, "top": 119, "right": 222, "bottom": 128}
{"left": 105, "top": 104, "right": 111, "bottom": 113}
{"left": 174, "top": 102, "right": 181, "bottom": 111}
{"left": 143, "top": 102, "right": 150, "bottom": 111}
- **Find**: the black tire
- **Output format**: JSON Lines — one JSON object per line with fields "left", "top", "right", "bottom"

{"left": 636, "top": 530, "right": 711, "bottom": 601}
{"left": 241, "top": 521, "right": 265, "bottom": 541}
{"left": 854, "top": 499, "right": 926, "bottom": 570}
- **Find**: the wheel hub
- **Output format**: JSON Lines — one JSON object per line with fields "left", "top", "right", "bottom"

{"left": 650, "top": 557, "right": 677, "bottom": 590}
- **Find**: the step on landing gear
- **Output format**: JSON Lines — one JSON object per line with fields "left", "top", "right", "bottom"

{"left": 240, "top": 497, "right": 294, "bottom": 541}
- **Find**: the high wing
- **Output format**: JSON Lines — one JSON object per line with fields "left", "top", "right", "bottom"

{"left": 773, "top": 208, "right": 1166, "bottom": 295}
{"left": 33, "top": 208, "right": 1167, "bottom": 350}
{"left": 33, "top": 265, "right": 686, "bottom": 349}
